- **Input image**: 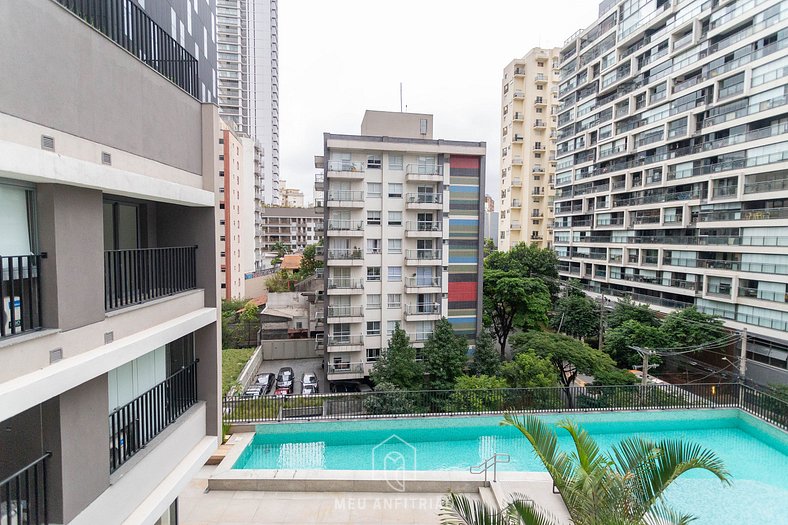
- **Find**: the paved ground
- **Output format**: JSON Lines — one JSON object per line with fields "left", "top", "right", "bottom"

{"left": 255, "top": 357, "right": 325, "bottom": 395}
{"left": 179, "top": 466, "right": 463, "bottom": 525}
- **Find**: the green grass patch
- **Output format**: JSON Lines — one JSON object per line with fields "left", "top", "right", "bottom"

{"left": 222, "top": 347, "right": 255, "bottom": 396}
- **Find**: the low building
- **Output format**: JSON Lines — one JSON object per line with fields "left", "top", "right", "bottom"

{"left": 258, "top": 206, "right": 323, "bottom": 255}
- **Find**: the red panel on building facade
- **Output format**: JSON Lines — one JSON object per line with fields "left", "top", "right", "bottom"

{"left": 449, "top": 155, "right": 480, "bottom": 169}
{"left": 448, "top": 281, "right": 477, "bottom": 301}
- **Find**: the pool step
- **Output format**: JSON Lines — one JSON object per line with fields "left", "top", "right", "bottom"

{"left": 478, "top": 486, "right": 500, "bottom": 511}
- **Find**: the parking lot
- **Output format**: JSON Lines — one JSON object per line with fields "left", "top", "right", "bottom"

{"left": 252, "top": 357, "right": 325, "bottom": 395}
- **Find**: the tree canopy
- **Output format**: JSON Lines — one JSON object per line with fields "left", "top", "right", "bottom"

{"left": 501, "top": 351, "right": 558, "bottom": 388}
{"left": 424, "top": 318, "right": 469, "bottom": 390}
{"left": 660, "top": 306, "right": 726, "bottom": 347}
{"left": 551, "top": 293, "right": 600, "bottom": 340}
{"left": 468, "top": 329, "right": 501, "bottom": 377}
{"left": 370, "top": 323, "right": 424, "bottom": 390}
{"left": 607, "top": 295, "right": 659, "bottom": 330}
{"left": 295, "top": 241, "right": 323, "bottom": 280}
{"left": 604, "top": 319, "right": 670, "bottom": 368}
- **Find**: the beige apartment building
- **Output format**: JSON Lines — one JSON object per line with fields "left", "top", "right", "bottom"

{"left": 0, "top": 1, "right": 221, "bottom": 523}
{"left": 499, "top": 47, "right": 561, "bottom": 251}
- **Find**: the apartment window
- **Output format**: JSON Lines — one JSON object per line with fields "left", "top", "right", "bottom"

{"left": 537, "top": 61, "right": 544, "bottom": 67}
{"left": 367, "top": 154, "right": 382, "bottom": 169}
{"left": 536, "top": 108, "right": 543, "bottom": 113}
{"left": 367, "top": 267, "right": 381, "bottom": 281}
{"left": 388, "top": 183, "right": 403, "bottom": 198}
{"left": 387, "top": 266, "right": 402, "bottom": 282}
{"left": 367, "top": 294, "right": 381, "bottom": 309}
{"left": 367, "top": 182, "right": 382, "bottom": 198}
{"left": 537, "top": 85, "right": 543, "bottom": 90}
{"left": 366, "top": 348, "right": 381, "bottom": 362}
{"left": 388, "top": 211, "right": 402, "bottom": 226}
{"left": 388, "top": 239, "right": 402, "bottom": 254}
{"left": 367, "top": 239, "right": 381, "bottom": 254}
{"left": 367, "top": 211, "right": 381, "bottom": 225}
{"left": 387, "top": 294, "right": 401, "bottom": 308}
{"left": 389, "top": 154, "right": 403, "bottom": 170}
{"left": 367, "top": 321, "right": 381, "bottom": 336}
{"left": 387, "top": 320, "right": 398, "bottom": 337}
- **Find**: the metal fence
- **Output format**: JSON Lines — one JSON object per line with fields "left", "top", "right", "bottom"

{"left": 223, "top": 383, "right": 787, "bottom": 430}
{"left": 0, "top": 254, "right": 43, "bottom": 338}
{"left": 109, "top": 361, "right": 198, "bottom": 472}
{"left": 0, "top": 452, "right": 51, "bottom": 525}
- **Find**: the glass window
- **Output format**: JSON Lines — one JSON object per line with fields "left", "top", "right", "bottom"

{"left": 367, "top": 182, "right": 382, "bottom": 198}
{"left": 0, "top": 182, "right": 35, "bottom": 256}
{"left": 388, "top": 154, "right": 403, "bottom": 170}
{"left": 387, "top": 320, "right": 398, "bottom": 337}
{"left": 387, "top": 266, "right": 402, "bottom": 282}
{"left": 367, "top": 294, "right": 381, "bottom": 309}
{"left": 367, "top": 239, "right": 381, "bottom": 254}
{"left": 367, "top": 267, "right": 381, "bottom": 281}
{"left": 366, "top": 348, "right": 381, "bottom": 362}
{"left": 367, "top": 154, "right": 382, "bottom": 169}
{"left": 387, "top": 293, "right": 401, "bottom": 308}
{"left": 388, "top": 239, "right": 402, "bottom": 254}
{"left": 388, "top": 183, "right": 403, "bottom": 198}
{"left": 388, "top": 211, "right": 402, "bottom": 226}
{"left": 367, "top": 211, "right": 381, "bottom": 225}
{"left": 366, "top": 321, "right": 381, "bottom": 336}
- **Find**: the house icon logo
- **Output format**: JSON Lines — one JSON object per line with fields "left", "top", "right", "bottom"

{"left": 372, "top": 434, "right": 416, "bottom": 492}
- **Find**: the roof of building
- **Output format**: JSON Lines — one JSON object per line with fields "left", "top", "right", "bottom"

{"left": 234, "top": 293, "right": 268, "bottom": 314}
{"left": 280, "top": 254, "right": 303, "bottom": 270}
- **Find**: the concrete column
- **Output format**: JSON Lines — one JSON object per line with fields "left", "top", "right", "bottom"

{"left": 195, "top": 323, "right": 221, "bottom": 439}
{"left": 37, "top": 184, "right": 105, "bottom": 331}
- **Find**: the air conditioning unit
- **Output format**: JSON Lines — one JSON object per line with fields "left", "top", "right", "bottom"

{"left": 2, "top": 296, "right": 21, "bottom": 332}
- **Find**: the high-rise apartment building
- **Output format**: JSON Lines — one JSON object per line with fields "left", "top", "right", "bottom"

{"left": 555, "top": 0, "right": 788, "bottom": 380}
{"left": 0, "top": 1, "right": 221, "bottom": 522}
{"left": 216, "top": 0, "right": 280, "bottom": 205}
{"left": 258, "top": 207, "right": 324, "bottom": 255}
{"left": 316, "top": 111, "right": 486, "bottom": 383}
{"left": 280, "top": 182, "right": 306, "bottom": 207}
{"left": 499, "top": 47, "right": 561, "bottom": 251}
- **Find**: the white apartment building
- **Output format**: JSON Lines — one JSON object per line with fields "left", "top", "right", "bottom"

{"left": 499, "top": 47, "right": 561, "bottom": 251}
{"left": 555, "top": 0, "right": 788, "bottom": 382}
{"left": 258, "top": 206, "right": 323, "bottom": 255}
{"left": 316, "top": 111, "right": 486, "bottom": 383}
{"left": 0, "top": 1, "right": 221, "bottom": 523}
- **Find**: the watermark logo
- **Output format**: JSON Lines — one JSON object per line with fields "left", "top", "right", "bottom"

{"left": 371, "top": 434, "right": 416, "bottom": 492}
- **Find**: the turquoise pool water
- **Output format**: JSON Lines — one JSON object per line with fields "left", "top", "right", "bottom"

{"left": 234, "top": 409, "right": 788, "bottom": 524}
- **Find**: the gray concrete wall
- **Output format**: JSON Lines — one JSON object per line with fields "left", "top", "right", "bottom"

{"left": 0, "top": 0, "right": 203, "bottom": 175}
{"left": 37, "top": 184, "right": 105, "bottom": 331}
{"left": 0, "top": 406, "right": 45, "bottom": 480}
{"left": 262, "top": 339, "right": 317, "bottom": 360}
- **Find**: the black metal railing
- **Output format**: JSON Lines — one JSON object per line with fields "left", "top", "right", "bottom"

{"left": 0, "top": 452, "right": 51, "bottom": 525}
{"left": 54, "top": 0, "right": 199, "bottom": 98}
{"left": 104, "top": 246, "right": 197, "bottom": 311}
{"left": 222, "top": 383, "right": 787, "bottom": 428}
{"left": 1, "top": 255, "right": 43, "bottom": 338}
{"left": 109, "top": 361, "right": 198, "bottom": 472}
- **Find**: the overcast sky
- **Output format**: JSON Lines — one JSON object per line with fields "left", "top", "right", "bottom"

{"left": 278, "top": 0, "right": 600, "bottom": 206}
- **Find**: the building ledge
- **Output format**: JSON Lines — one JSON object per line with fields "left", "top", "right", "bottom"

{"left": 0, "top": 328, "right": 59, "bottom": 350}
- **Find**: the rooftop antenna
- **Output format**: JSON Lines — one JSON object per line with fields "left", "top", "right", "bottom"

{"left": 400, "top": 82, "right": 403, "bottom": 112}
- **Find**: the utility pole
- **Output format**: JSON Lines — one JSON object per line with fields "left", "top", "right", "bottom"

{"left": 739, "top": 327, "right": 748, "bottom": 381}
{"left": 641, "top": 349, "right": 650, "bottom": 386}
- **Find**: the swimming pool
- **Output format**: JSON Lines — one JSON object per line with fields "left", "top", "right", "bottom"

{"left": 233, "top": 409, "right": 788, "bottom": 524}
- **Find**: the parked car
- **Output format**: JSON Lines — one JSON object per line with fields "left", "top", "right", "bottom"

{"left": 274, "top": 387, "right": 290, "bottom": 397}
{"left": 302, "top": 372, "right": 318, "bottom": 388}
{"left": 255, "top": 373, "right": 275, "bottom": 394}
{"left": 243, "top": 384, "right": 263, "bottom": 398}
{"left": 302, "top": 384, "right": 318, "bottom": 396}
{"left": 276, "top": 367, "right": 294, "bottom": 392}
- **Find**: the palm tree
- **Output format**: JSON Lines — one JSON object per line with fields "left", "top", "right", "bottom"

{"left": 440, "top": 414, "right": 730, "bottom": 525}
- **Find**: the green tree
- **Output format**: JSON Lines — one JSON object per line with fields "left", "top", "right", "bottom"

{"left": 270, "top": 241, "right": 291, "bottom": 266}
{"left": 469, "top": 329, "right": 501, "bottom": 377}
{"left": 485, "top": 242, "right": 559, "bottom": 295}
{"left": 591, "top": 367, "right": 638, "bottom": 386}
{"left": 551, "top": 293, "right": 600, "bottom": 340}
{"left": 296, "top": 241, "right": 323, "bottom": 280}
{"left": 483, "top": 238, "right": 497, "bottom": 258}
{"left": 424, "top": 318, "right": 469, "bottom": 390}
{"left": 363, "top": 382, "right": 417, "bottom": 415}
{"left": 608, "top": 296, "right": 659, "bottom": 330}
{"left": 370, "top": 323, "right": 424, "bottom": 390}
{"left": 239, "top": 300, "right": 260, "bottom": 323}
{"left": 511, "top": 331, "right": 621, "bottom": 406}
{"left": 659, "top": 306, "right": 725, "bottom": 347}
{"left": 604, "top": 319, "right": 670, "bottom": 368}
{"left": 501, "top": 351, "right": 558, "bottom": 388}
{"left": 449, "top": 375, "right": 509, "bottom": 412}
{"left": 265, "top": 270, "right": 293, "bottom": 292}
{"left": 441, "top": 415, "right": 730, "bottom": 525}
{"left": 483, "top": 269, "right": 551, "bottom": 358}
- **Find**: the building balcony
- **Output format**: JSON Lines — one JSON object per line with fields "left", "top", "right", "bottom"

{"left": 404, "top": 276, "right": 442, "bottom": 294}
{"left": 534, "top": 74, "right": 547, "bottom": 84}
{"left": 511, "top": 178, "right": 523, "bottom": 187}
{"left": 104, "top": 246, "right": 197, "bottom": 312}
{"left": 513, "top": 67, "right": 525, "bottom": 77}
{"left": 327, "top": 362, "right": 365, "bottom": 380}
{"left": 411, "top": 332, "right": 433, "bottom": 348}
{"left": 326, "top": 335, "right": 364, "bottom": 351}
{"left": 314, "top": 173, "right": 324, "bottom": 191}
{"left": 327, "top": 190, "right": 365, "bottom": 208}
{"left": 0, "top": 254, "right": 43, "bottom": 339}
{"left": 513, "top": 134, "right": 524, "bottom": 143}
{"left": 405, "top": 164, "right": 444, "bottom": 182}
{"left": 511, "top": 221, "right": 522, "bottom": 229}
{"left": 512, "top": 199, "right": 522, "bottom": 208}
{"left": 513, "top": 91, "right": 525, "bottom": 99}
{"left": 534, "top": 97, "right": 547, "bottom": 106}
{"left": 533, "top": 120, "right": 547, "bottom": 129}
{"left": 404, "top": 249, "right": 442, "bottom": 266}
{"left": 738, "top": 287, "right": 787, "bottom": 304}
{"left": 512, "top": 156, "right": 524, "bottom": 165}
{"left": 404, "top": 303, "right": 441, "bottom": 321}
{"left": 405, "top": 221, "right": 443, "bottom": 237}
{"left": 326, "top": 278, "right": 364, "bottom": 295}
{"left": 326, "top": 220, "right": 364, "bottom": 237}
{"left": 513, "top": 112, "right": 525, "bottom": 121}
{"left": 326, "top": 249, "right": 364, "bottom": 266}
{"left": 327, "top": 305, "right": 364, "bottom": 322}
{"left": 110, "top": 361, "right": 198, "bottom": 472}
{"left": 326, "top": 160, "right": 365, "bottom": 179}
{"left": 406, "top": 193, "right": 444, "bottom": 209}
